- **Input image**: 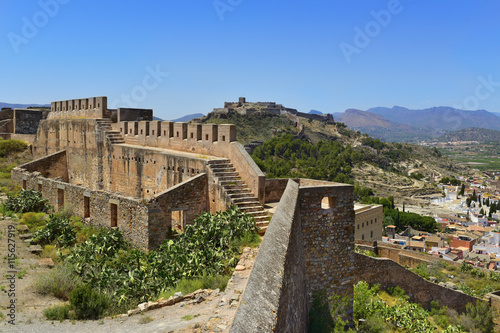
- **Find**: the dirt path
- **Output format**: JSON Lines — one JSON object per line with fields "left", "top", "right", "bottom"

{"left": 0, "top": 216, "right": 258, "bottom": 332}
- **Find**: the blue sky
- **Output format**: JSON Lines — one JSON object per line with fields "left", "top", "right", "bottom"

{"left": 1, "top": 0, "right": 500, "bottom": 120}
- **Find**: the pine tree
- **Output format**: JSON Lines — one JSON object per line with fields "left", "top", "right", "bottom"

{"left": 460, "top": 183, "right": 465, "bottom": 196}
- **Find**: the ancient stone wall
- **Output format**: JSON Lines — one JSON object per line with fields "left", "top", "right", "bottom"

{"left": 264, "top": 178, "right": 290, "bottom": 203}
{"left": 354, "top": 253, "right": 482, "bottom": 312}
{"left": 13, "top": 109, "right": 45, "bottom": 134}
{"left": 108, "top": 145, "right": 212, "bottom": 199}
{"left": 49, "top": 96, "right": 107, "bottom": 119}
{"left": 299, "top": 183, "right": 355, "bottom": 304}
{"left": 231, "top": 180, "right": 307, "bottom": 333}
{"left": 146, "top": 173, "right": 208, "bottom": 249}
{"left": 15, "top": 150, "right": 68, "bottom": 181}
{"left": 231, "top": 180, "right": 355, "bottom": 332}
{"left": 117, "top": 108, "right": 153, "bottom": 123}
{"left": 119, "top": 121, "right": 265, "bottom": 204}
{"left": 12, "top": 167, "right": 151, "bottom": 250}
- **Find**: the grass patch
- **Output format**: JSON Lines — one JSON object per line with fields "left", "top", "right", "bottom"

{"left": 43, "top": 304, "right": 73, "bottom": 321}
{"left": 17, "top": 268, "right": 27, "bottom": 279}
{"left": 18, "top": 212, "right": 47, "bottom": 231}
{"left": 230, "top": 231, "right": 261, "bottom": 249}
{"left": 181, "top": 314, "right": 199, "bottom": 321}
{"left": 34, "top": 262, "right": 81, "bottom": 300}
{"left": 138, "top": 315, "right": 154, "bottom": 324}
{"left": 41, "top": 245, "right": 59, "bottom": 262}
{"left": 157, "top": 274, "right": 230, "bottom": 300}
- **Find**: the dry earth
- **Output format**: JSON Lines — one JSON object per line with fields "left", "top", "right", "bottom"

{"left": 0, "top": 216, "right": 258, "bottom": 333}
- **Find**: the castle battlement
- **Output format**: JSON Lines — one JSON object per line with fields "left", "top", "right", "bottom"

{"left": 49, "top": 96, "right": 107, "bottom": 119}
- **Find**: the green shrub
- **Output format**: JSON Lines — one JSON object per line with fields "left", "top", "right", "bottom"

{"left": 456, "top": 301, "right": 495, "bottom": 333}
{"left": 70, "top": 285, "right": 110, "bottom": 320}
{"left": 41, "top": 245, "right": 59, "bottom": 262}
{"left": 43, "top": 304, "right": 72, "bottom": 321}
{"left": 0, "top": 139, "right": 27, "bottom": 157}
{"left": 3, "top": 189, "right": 51, "bottom": 213}
{"left": 230, "top": 231, "right": 261, "bottom": 249}
{"left": 33, "top": 214, "right": 76, "bottom": 247}
{"left": 386, "top": 285, "right": 409, "bottom": 301}
{"left": 34, "top": 262, "right": 80, "bottom": 300}
{"left": 19, "top": 212, "right": 47, "bottom": 230}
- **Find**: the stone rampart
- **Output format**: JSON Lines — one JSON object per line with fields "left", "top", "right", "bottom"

{"left": 354, "top": 253, "right": 482, "bottom": 312}
{"left": 119, "top": 121, "right": 265, "bottom": 203}
{"left": 49, "top": 96, "right": 107, "bottom": 119}
{"left": 231, "top": 180, "right": 354, "bottom": 332}
{"left": 13, "top": 109, "right": 45, "bottom": 134}
{"left": 231, "top": 180, "right": 307, "bottom": 332}
{"left": 146, "top": 173, "right": 208, "bottom": 249}
{"left": 12, "top": 166, "right": 151, "bottom": 250}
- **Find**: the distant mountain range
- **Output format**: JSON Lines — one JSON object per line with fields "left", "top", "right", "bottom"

{"left": 309, "top": 110, "right": 323, "bottom": 115}
{"left": 0, "top": 102, "right": 50, "bottom": 109}
{"left": 334, "top": 106, "right": 500, "bottom": 142}
{"left": 170, "top": 113, "right": 204, "bottom": 122}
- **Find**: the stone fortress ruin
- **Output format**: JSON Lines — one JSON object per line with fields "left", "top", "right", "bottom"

{"left": 12, "top": 95, "right": 356, "bottom": 330}
{"left": 11, "top": 95, "right": 494, "bottom": 331}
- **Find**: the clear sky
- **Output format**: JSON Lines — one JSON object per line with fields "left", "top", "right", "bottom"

{"left": 1, "top": 0, "right": 500, "bottom": 119}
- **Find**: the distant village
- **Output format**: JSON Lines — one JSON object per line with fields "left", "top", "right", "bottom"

{"left": 364, "top": 173, "right": 500, "bottom": 271}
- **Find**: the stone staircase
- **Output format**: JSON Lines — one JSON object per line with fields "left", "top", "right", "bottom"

{"left": 96, "top": 119, "right": 125, "bottom": 144}
{"left": 207, "top": 159, "right": 270, "bottom": 234}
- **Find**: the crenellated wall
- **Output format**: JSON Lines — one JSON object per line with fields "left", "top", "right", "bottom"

{"left": 119, "top": 120, "right": 265, "bottom": 203}
{"left": 49, "top": 96, "right": 107, "bottom": 119}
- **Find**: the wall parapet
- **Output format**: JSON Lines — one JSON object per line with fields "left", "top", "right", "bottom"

{"left": 231, "top": 180, "right": 307, "bottom": 332}
{"left": 232, "top": 180, "right": 355, "bottom": 332}
{"left": 354, "top": 253, "right": 483, "bottom": 313}
{"left": 49, "top": 96, "right": 107, "bottom": 119}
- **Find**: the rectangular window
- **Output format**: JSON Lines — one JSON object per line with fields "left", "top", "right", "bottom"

{"left": 58, "top": 189, "right": 64, "bottom": 208}
{"left": 84, "top": 196, "right": 90, "bottom": 218}
{"left": 111, "top": 203, "right": 118, "bottom": 227}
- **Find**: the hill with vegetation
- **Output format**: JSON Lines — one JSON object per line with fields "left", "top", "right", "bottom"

{"left": 198, "top": 110, "right": 470, "bottom": 205}
{"left": 436, "top": 127, "right": 500, "bottom": 142}
{"left": 334, "top": 109, "right": 440, "bottom": 142}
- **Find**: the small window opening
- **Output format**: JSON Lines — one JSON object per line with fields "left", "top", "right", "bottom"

{"left": 321, "top": 196, "right": 336, "bottom": 209}
{"left": 84, "top": 196, "right": 90, "bottom": 218}
{"left": 111, "top": 203, "right": 118, "bottom": 227}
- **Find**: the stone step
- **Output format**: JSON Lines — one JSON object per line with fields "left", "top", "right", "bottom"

{"left": 211, "top": 167, "right": 236, "bottom": 173}
{"left": 217, "top": 176, "right": 241, "bottom": 182}
{"left": 224, "top": 185, "right": 249, "bottom": 191}
{"left": 239, "top": 206, "right": 264, "bottom": 213}
{"left": 207, "top": 159, "right": 230, "bottom": 165}
{"left": 256, "top": 221, "right": 270, "bottom": 227}
{"left": 234, "top": 201, "right": 261, "bottom": 208}
{"left": 232, "top": 197, "right": 259, "bottom": 203}
{"left": 254, "top": 217, "right": 270, "bottom": 223}
{"left": 213, "top": 172, "right": 239, "bottom": 178}
{"left": 220, "top": 180, "right": 245, "bottom": 186}
{"left": 227, "top": 192, "right": 252, "bottom": 199}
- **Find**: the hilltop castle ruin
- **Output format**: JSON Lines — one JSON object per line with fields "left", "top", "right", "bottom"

{"left": 12, "top": 96, "right": 355, "bottom": 330}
